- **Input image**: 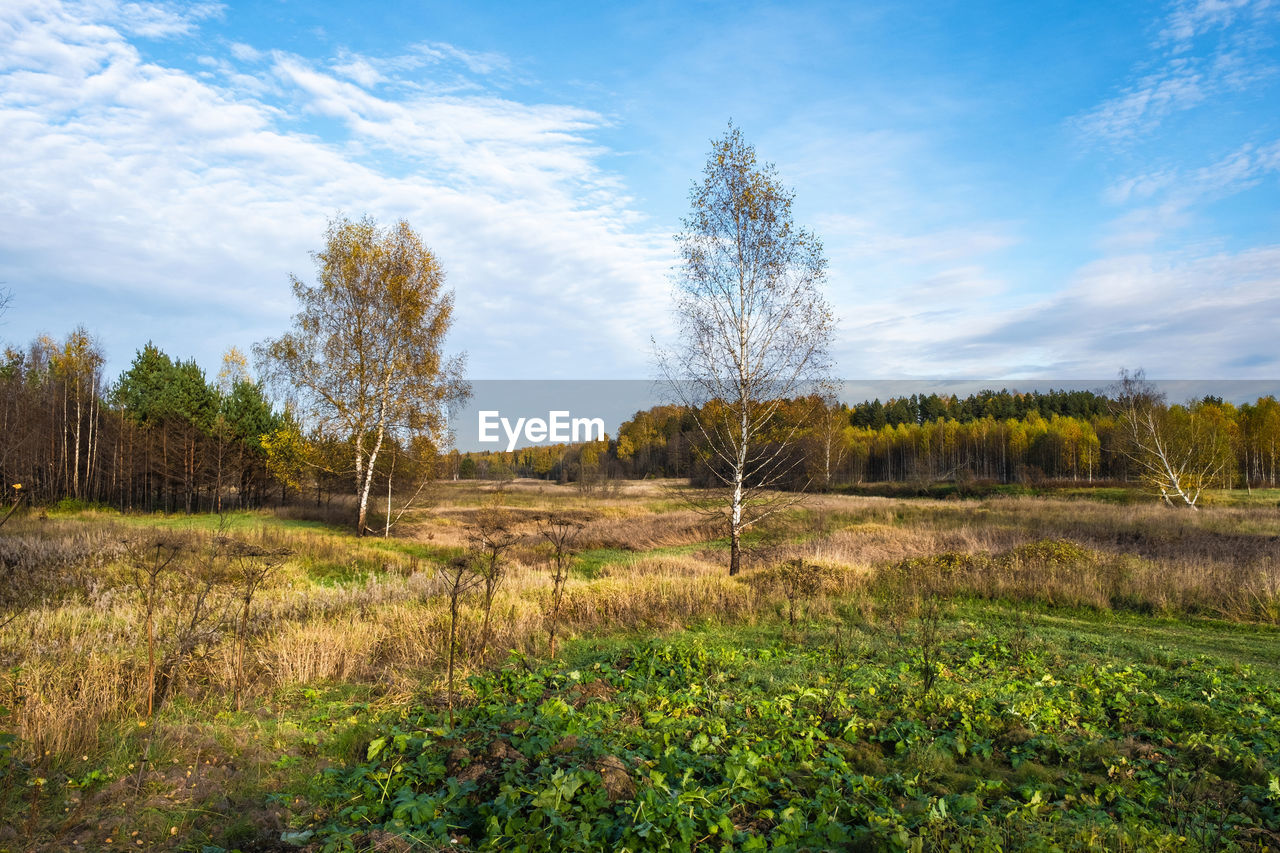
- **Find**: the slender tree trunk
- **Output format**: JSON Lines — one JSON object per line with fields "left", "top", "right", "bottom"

{"left": 86, "top": 387, "right": 97, "bottom": 501}
{"left": 214, "top": 431, "right": 223, "bottom": 514}
{"left": 60, "top": 378, "right": 68, "bottom": 495}
{"left": 729, "top": 465, "right": 744, "bottom": 577}
{"left": 353, "top": 433, "right": 364, "bottom": 526}
{"left": 234, "top": 592, "right": 251, "bottom": 712}
{"left": 446, "top": 591, "right": 459, "bottom": 723}
{"left": 161, "top": 427, "right": 168, "bottom": 512}
{"left": 73, "top": 380, "right": 82, "bottom": 499}
{"left": 549, "top": 572, "right": 564, "bottom": 659}
{"left": 384, "top": 449, "right": 394, "bottom": 538}
{"left": 185, "top": 435, "right": 194, "bottom": 514}
{"left": 146, "top": 581, "right": 157, "bottom": 716}
{"left": 357, "top": 422, "right": 386, "bottom": 536}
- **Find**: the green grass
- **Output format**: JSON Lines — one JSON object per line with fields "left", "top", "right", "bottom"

{"left": 572, "top": 537, "right": 759, "bottom": 579}
{"left": 1021, "top": 608, "right": 1280, "bottom": 676}
{"left": 1208, "top": 487, "right": 1280, "bottom": 508}
{"left": 57, "top": 506, "right": 350, "bottom": 535}
{"left": 1053, "top": 485, "right": 1146, "bottom": 503}
{"left": 362, "top": 537, "right": 467, "bottom": 564}
{"left": 838, "top": 481, "right": 1280, "bottom": 508}
{"left": 4, "top": 680, "right": 392, "bottom": 853}
{"left": 841, "top": 481, "right": 1155, "bottom": 504}
{"left": 12, "top": 489, "right": 1280, "bottom": 851}
{"left": 300, "top": 600, "right": 1280, "bottom": 852}
{"left": 573, "top": 547, "right": 636, "bottom": 578}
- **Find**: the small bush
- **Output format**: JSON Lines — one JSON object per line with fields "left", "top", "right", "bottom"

{"left": 1006, "top": 538, "right": 1096, "bottom": 567}
{"left": 745, "top": 559, "right": 852, "bottom": 624}
{"left": 51, "top": 497, "right": 113, "bottom": 514}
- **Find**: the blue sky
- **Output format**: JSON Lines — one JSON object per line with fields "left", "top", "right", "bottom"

{"left": 2, "top": 0, "right": 1278, "bottom": 384}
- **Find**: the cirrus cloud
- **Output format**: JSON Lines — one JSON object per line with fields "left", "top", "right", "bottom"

{"left": 0, "top": 0, "right": 671, "bottom": 381}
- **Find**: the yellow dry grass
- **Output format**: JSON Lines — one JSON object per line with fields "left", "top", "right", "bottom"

{"left": 2, "top": 480, "right": 1278, "bottom": 763}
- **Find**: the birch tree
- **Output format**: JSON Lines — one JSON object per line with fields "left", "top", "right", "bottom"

{"left": 658, "top": 124, "right": 835, "bottom": 575}
{"left": 256, "top": 216, "right": 468, "bottom": 534}
{"left": 1112, "top": 369, "right": 1230, "bottom": 509}
{"left": 50, "top": 327, "right": 104, "bottom": 500}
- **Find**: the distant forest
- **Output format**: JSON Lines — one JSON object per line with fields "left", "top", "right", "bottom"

{"left": 4, "top": 329, "right": 1279, "bottom": 512}
{"left": 456, "top": 389, "right": 1280, "bottom": 492}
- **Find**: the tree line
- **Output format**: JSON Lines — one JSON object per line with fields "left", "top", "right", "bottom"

{"left": 1, "top": 331, "right": 285, "bottom": 512}
{"left": 450, "top": 391, "right": 1280, "bottom": 495}
{"left": 847, "top": 389, "right": 1112, "bottom": 428}
{"left": 621, "top": 393, "right": 1279, "bottom": 491}
{"left": 1, "top": 217, "right": 457, "bottom": 529}
{"left": 6, "top": 325, "right": 1277, "bottom": 513}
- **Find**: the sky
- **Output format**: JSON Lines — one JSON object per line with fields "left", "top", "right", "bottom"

{"left": 1, "top": 0, "right": 1279, "bottom": 387}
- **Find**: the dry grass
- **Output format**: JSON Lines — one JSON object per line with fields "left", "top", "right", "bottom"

{"left": 577, "top": 509, "right": 714, "bottom": 550}
{"left": 0, "top": 492, "right": 745, "bottom": 762}
{"left": 2, "top": 482, "right": 1278, "bottom": 770}
{"left": 784, "top": 494, "right": 1280, "bottom": 621}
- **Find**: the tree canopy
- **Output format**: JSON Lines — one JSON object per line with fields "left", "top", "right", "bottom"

{"left": 255, "top": 215, "right": 468, "bottom": 534}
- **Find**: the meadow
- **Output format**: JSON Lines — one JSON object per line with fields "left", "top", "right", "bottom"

{"left": 0, "top": 480, "right": 1278, "bottom": 851}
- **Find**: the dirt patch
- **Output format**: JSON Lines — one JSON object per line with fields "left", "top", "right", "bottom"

{"left": 364, "top": 830, "right": 414, "bottom": 852}
{"left": 595, "top": 755, "right": 635, "bottom": 802}
{"left": 444, "top": 739, "right": 529, "bottom": 786}
{"left": 485, "top": 739, "right": 525, "bottom": 764}
{"left": 550, "top": 735, "right": 579, "bottom": 755}
{"left": 1118, "top": 737, "right": 1166, "bottom": 763}
{"left": 445, "top": 746, "right": 471, "bottom": 773}
{"left": 570, "top": 679, "right": 616, "bottom": 708}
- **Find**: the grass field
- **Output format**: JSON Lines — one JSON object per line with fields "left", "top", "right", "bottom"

{"left": 1, "top": 480, "right": 1278, "bottom": 851}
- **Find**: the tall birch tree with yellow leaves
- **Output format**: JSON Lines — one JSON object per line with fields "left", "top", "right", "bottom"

{"left": 256, "top": 216, "right": 468, "bottom": 534}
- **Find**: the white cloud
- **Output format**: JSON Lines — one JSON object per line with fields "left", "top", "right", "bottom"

{"left": 853, "top": 245, "right": 1280, "bottom": 378}
{"left": 86, "top": 0, "right": 224, "bottom": 38}
{"left": 1074, "top": 62, "right": 1206, "bottom": 145}
{"left": 227, "top": 41, "right": 261, "bottom": 63}
{"left": 1103, "top": 168, "right": 1179, "bottom": 205}
{"left": 1188, "top": 138, "right": 1280, "bottom": 193}
{"left": 330, "top": 50, "right": 384, "bottom": 88}
{"left": 268, "top": 53, "right": 613, "bottom": 200}
{"left": 813, "top": 216, "right": 1021, "bottom": 378}
{"left": 1074, "top": 0, "right": 1276, "bottom": 146}
{"left": 0, "top": 0, "right": 671, "bottom": 381}
{"left": 817, "top": 214, "right": 1016, "bottom": 266}
{"left": 1101, "top": 138, "right": 1280, "bottom": 247}
{"left": 410, "top": 41, "right": 511, "bottom": 76}
{"left": 310, "top": 42, "right": 517, "bottom": 99}
{"left": 1160, "top": 0, "right": 1268, "bottom": 44}
{"left": 2, "top": 0, "right": 1274, "bottom": 389}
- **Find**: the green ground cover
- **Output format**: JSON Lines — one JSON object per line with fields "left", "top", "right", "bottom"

{"left": 299, "top": 602, "right": 1280, "bottom": 852}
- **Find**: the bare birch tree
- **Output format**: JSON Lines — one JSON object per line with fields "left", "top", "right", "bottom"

{"left": 658, "top": 124, "right": 836, "bottom": 575}
{"left": 256, "top": 216, "right": 468, "bottom": 534}
{"left": 1112, "top": 369, "right": 1230, "bottom": 509}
